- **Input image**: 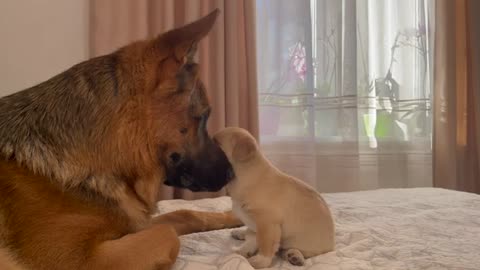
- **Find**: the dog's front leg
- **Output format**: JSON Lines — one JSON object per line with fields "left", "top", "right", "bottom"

{"left": 152, "top": 209, "right": 243, "bottom": 235}
{"left": 89, "top": 224, "right": 180, "bottom": 270}
{"left": 247, "top": 218, "right": 281, "bottom": 269}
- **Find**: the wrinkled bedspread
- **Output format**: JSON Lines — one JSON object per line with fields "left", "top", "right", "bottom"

{"left": 155, "top": 188, "right": 480, "bottom": 270}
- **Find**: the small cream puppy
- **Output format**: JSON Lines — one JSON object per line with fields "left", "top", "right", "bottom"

{"left": 214, "top": 127, "right": 335, "bottom": 269}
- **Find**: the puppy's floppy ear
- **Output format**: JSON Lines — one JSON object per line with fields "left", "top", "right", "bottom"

{"left": 232, "top": 136, "right": 257, "bottom": 162}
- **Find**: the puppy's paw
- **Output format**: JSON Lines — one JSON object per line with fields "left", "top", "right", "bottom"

{"left": 283, "top": 249, "right": 305, "bottom": 266}
{"left": 248, "top": 254, "right": 272, "bottom": 269}
{"left": 233, "top": 244, "right": 257, "bottom": 258}
{"left": 231, "top": 229, "right": 247, "bottom": 240}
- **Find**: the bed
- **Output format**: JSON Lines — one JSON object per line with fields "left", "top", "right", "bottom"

{"left": 155, "top": 188, "right": 480, "bottom": 270}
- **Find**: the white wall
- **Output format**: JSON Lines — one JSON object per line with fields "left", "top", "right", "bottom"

{"left": 0, "top": 1, "right": 89, "bottom": 97}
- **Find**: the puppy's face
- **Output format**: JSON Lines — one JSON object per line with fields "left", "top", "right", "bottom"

{"left": 213, "top": 127, "right": 258, "bottom": 166}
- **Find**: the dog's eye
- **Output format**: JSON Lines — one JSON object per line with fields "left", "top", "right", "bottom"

{"left": 179, "top": 128, "right": 188, "bottom": 134}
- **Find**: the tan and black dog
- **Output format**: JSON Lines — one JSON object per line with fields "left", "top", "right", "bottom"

{"left": 0, "top": 9, "right": 241, "bottom": 270}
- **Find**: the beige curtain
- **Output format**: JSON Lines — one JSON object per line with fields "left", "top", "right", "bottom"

{"left": 90, "top": 0, "right": 259, "bottom": 199}
{"left": 434, "top": 0, "right": 480, "bottom": 194}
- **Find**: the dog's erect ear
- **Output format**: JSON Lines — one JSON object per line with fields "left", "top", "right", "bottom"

{"left": 232, "top": 135, "right": 257, "bottom": 162}
{"left": 158, "top": 9, "right": 219, "bottom": 62}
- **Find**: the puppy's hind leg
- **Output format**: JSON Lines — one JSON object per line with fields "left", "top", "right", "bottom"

{"left": 280, "top": 248, "right": 305, "bottom": 266}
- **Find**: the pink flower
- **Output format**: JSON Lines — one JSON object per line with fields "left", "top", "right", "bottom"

{"left": 288, "top": 42, "right": 307, "bottom": 81}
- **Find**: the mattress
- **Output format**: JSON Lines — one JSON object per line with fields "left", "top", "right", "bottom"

{"left": 154, "top": 188, "right": 480, "bottom": 270}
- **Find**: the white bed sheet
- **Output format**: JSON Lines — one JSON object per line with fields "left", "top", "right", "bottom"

{"left": 155, "top": 188, "right": 480, "bottom": 270}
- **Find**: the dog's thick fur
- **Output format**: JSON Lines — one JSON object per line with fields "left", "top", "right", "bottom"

{"left": 214, "top": 127, "right": 335, "bottom": 269}
{"left": 0, "top": 10, "right": 241, "bottom": 270}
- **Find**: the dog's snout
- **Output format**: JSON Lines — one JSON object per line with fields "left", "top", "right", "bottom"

{"left": 226, "top": 167, "right": 235, "bottom": 180}
{"left": 163, "top": 136, "right": 233, "bottom": 192}
{"left": 180, "top": 175, "right": 193, "bottom": 187}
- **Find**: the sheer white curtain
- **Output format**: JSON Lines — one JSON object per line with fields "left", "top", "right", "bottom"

{"left": 256, "top": 0, "right": 435, "bottom": 192}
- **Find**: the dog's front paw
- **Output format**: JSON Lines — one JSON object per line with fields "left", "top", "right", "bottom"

{"left": 248, "top": 254, "right": 272, "bottom": 269}
{"left": 231, "top": 229, "right": 247, "bottom": 240}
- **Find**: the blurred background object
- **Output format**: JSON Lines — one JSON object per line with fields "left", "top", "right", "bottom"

{"left": 0, "top": 0, "right": 89, "bottom": 95}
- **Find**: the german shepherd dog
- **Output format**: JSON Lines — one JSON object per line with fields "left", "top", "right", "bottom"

{"left": 0, "top": 9, "right": 241, "bottom": 270}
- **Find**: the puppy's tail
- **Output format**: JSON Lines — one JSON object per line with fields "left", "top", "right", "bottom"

{"left": 153, "top": 210, "right": 243, "bottom": 236}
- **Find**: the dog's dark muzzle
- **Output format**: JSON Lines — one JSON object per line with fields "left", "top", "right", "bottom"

{"left": 164, "top": 173, "right": 204, "bottom": 192}
{"left": 164, "top": 140, "right": 235, "bottom": 192}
